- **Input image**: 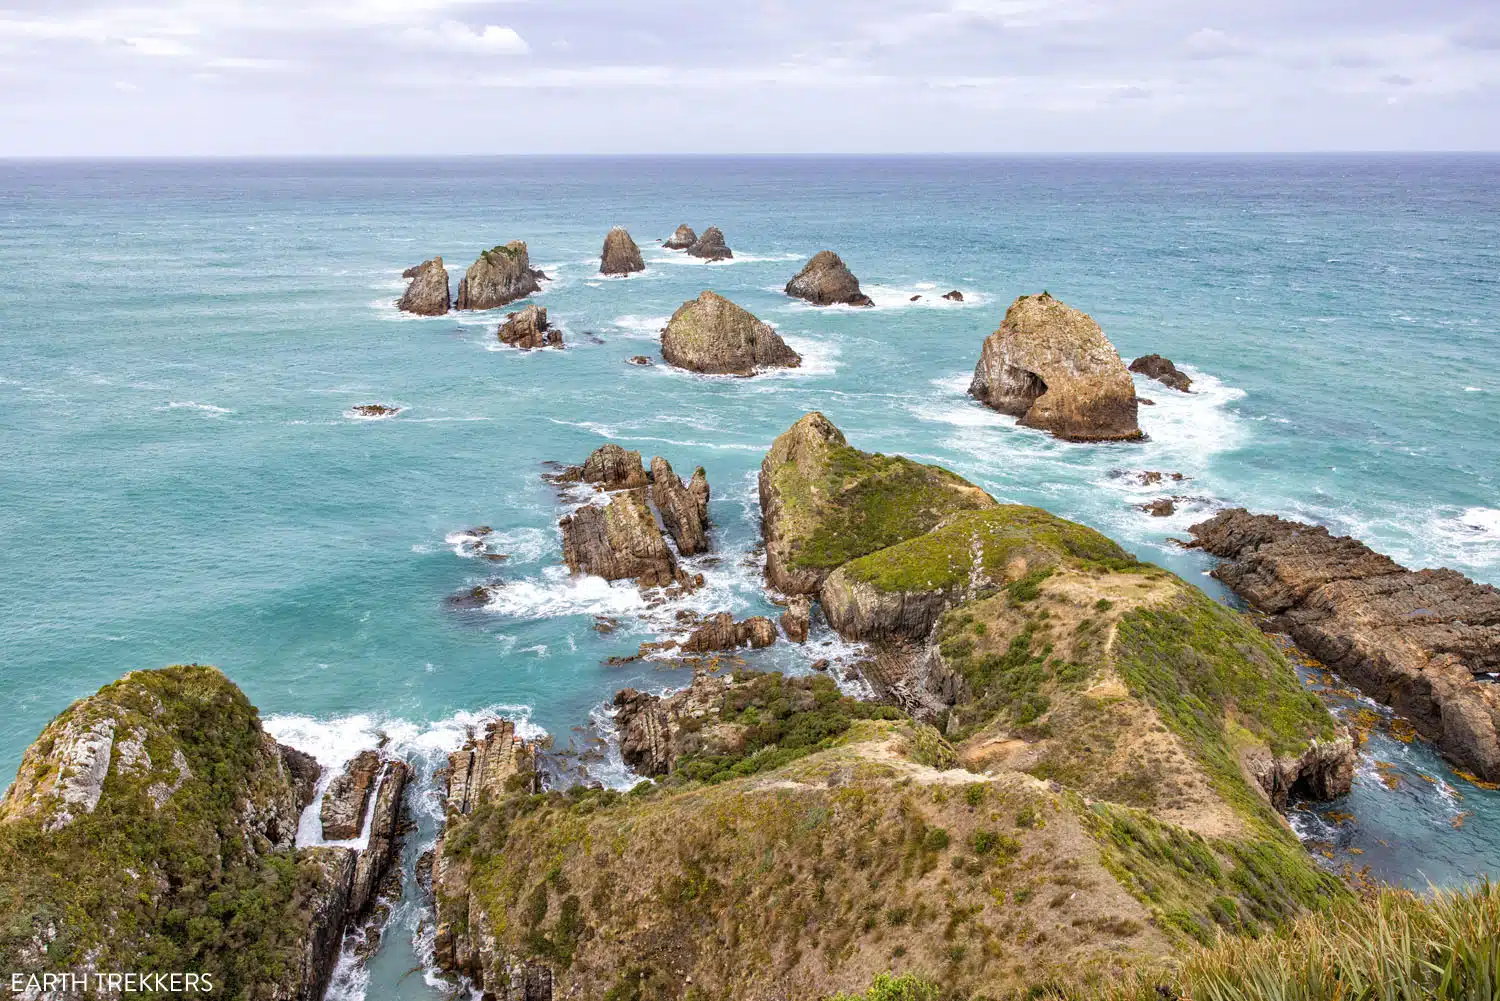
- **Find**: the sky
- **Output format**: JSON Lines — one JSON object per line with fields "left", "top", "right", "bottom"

{"left": 0, "top": 0, "right": 1496, "bottom": 155}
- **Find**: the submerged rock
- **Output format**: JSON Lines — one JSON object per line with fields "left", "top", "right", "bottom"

{"left": 321, "top": 749, "right": 381, "bottom": 841}
{"left": 497, "top": 304, "right": 561, "bottom": 350}
{"left": 784, "top": 251, "right": 873, "bottom": 307}
{"left": 350, "top": 403, "right": 401, "bottom": 418}
{"left": 968, "top": 293, "right": 1142, "bottom": 442}
{"left": 661, "top": 290, "right": 801, "bottom": 376}
{"left": 663, "top": 224, "right": 698, "bottom": 250}
{"left": 396, "top": 257, "right": 451, "bottom": 316}
{"left": 600, "top": 226, "right": 646, "bottom": 276}
{"left": 1130, "top": 354, "right": 1193, "bottom": 392}
{"left": 758, "top": 412, "right": 995, "bottom": 595}
{"left": 626, "top": 355, "right": 653, "bottom": 366}
{"left": 686, "top": 226, "right": 733, "bottom": 261}
{"left": 1190, "top": 508, "right": 1500, "bottom": 781}
{"left": 455, "top": 241, "right": 544, "bottom": 311}
{"left": 650, "top": 456, "right": 711, "bottom": 555}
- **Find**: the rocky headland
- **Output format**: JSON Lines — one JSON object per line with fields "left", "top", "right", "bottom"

{"left": 784, "top": 251, "right": 874, "bottom": 306}
{"left": 600, "top": 226, "right": 645, "bottom": 276}
{"left": 660, "top": 290, "right": 801, "bottom": 376}
{"left": 662, "top": 224, "right": 697, "bottom": 250}
{"left": 396, "top": 257, "right": 451, "bottom": 316}
{"left": 968, "top": 293, "right": 1142, "bottom": 442}
{"left": 686, "top": 226, "right": 733, "bottom": 261}
{"left": 1130, "top": 354, "right": 1193, "bottom": 393}
{"left": 455, "top": 242, "right": 545, "bottom": 311}
{"left": 1190, "top": 508, "right": 1500, "bottom": 781}
{"left": 0, "top": 665, "right": 408, "bottom": 1000}
{"left": 498, "top": 304, "right": 561, "bottom": 350}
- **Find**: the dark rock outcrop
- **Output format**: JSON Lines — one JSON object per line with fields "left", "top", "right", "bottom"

{"left": 686, "top": 226, "right": 733, "bottom": 261}
{"left": 397, "top": 257, "right": 451, "bottom": 316}
{"left": 350, "top": 403, "right": 401, "bottom": 418}
{"left": 1142, "top": 498, "right": 1176, "bottom": 517}
{"left": 663, "top": 224, "right": 698, "bottom": 250}
{"left": 627, "top": 355, "right": 652, "bottom": 366}
{"left": 561, "top": 489, "right": 698, "bottom": 591}
{"left": 942, "top": 290, "right": 964, "bottom": 302}
{"left": 661, "top": 291, "right": 801, "bottom": 376}
{"left": 321, "top": 749, "right": 381, "bottom": 841}
{"left": 781, "top": 596, "right": 812, "bottom": 643}
{"left": 498, "top": 304, "right": 561, "bottom": 350}
{"left": 600, "top": 226, "right": 646, "bottom": 276}
{"left": 551, "top": 443, "right": 650, "bottom": 491}
{"left": 968, "top": 293, "right": 1142, "bottom": 442}
{"left": 613, "top": 671, "right": 740, "bottom": 776}
{"left": 1189, "top": 509, "right": 1500, "bottom": 781}
{"left": 784, "top": 251, "right": 873, "bottom": 307}
{"left": 650, "top": 456, "right": 710, "bottom": 555}
{"left": 348, "top": 758, "right": 410, "bottom": 917}
{"left": 1129, "top": 354, "right": 1193, "bottom": 393}
{"left": 680, "top": 613, "right": 777, "bottom": 653}
{"left": 455, "top": 242, "right": 544, "bottom": 311}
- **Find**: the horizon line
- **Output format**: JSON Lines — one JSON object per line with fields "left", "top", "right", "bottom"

{"left": 2, "top": 149, "right": 1499, "bottom": 162}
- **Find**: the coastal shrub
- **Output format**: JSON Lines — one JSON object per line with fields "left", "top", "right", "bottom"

{"left": 829, "top": 972, "right": 944, "bottom": 1001}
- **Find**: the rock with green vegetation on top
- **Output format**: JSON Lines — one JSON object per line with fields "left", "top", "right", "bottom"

{"left": 455, "top": 240, "right": 544, "bottom": 310}
{"left": 0, "top": 664, "right": 406, "bottom": 1000}
{"left": 660, "top": 290, "right": 801, "bottom": 376}
{"left": 969, "top": 293, "right": 1142, "bottom": 441}
{"left": 757, "top": 411, "right": 996, "bottom": 595}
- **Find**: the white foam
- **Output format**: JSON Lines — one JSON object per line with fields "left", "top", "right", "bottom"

{"left": 484, "top": 565, "right": 648, "bottom": 620}
{"left": 859, "top": 283, "right": 985, "bottom": 310}
{"left": 611, "top": 314, "right": 670, "bottom": 340}
{"left": 645, "top": 251, "right": 803, "bottom": 267}
{"left": 344, "top": 407, "right": 402, "bottom": 421}
{"left": 159, "top": 401, "right": 233, "bottom": 414}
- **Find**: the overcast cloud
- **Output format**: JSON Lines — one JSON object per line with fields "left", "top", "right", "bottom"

{"left": 0, "top": 0, "right": 1495, "bottom": 154}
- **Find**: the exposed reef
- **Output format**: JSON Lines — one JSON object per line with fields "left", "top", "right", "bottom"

{"left": 968, "top": 293, "right": 1142, "bottom": 442}
{"left": 1190, "top": 508, "right": 1500, "bottom": 781}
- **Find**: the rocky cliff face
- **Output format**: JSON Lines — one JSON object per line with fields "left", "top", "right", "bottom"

{"left": 661, "top": 291, "right": 801, "bottom": 376}
{"left": 1129, "top": 354, "right": 1193, "bottom": 392}
{"left": 551, "top": 443, "right": 651, "bottom": 491}
{"left": 784, "top": 251, "right": 873, "bottom": 306}
{"left": 663, "top": 224, "right": 697, "bottom": 250}
{"left": 561, "top": 489, "right": 692, "bottom": 590}
{"left": 600, "top": 226, "right": 646, "bottom": 275}
{"left": 455, "top": 242, "right": 544, "bottom": 311}
{"left": 968, "top": 293, "right": 1142, "bottom": 442}
{"left": 397, "top": 257, "right": 451, "bottom": 316}
{"left": 613, "top": 670, "right": 739, "bottom": 776}
{"left": 649, "top": 455, "right": 710, "bottom": 555}
{"left": 757, "top": 412, "right": 996, "bottom": 596}
{"left": 686, "top": 225, "right": 732, "bottom": 260}
{"left": 679, "top": 612, "right": 777, "bottom": 652}
{"left": 321, "top": 749, "right": 381, "bottom": 840}
{"left": 1189, "top": 508, "right": 1500, "bottom": 781}
{"left": 498, "top": 304, "right": 561, "bottom": 350}
{"left": 0, "top": 665, "right": 402, "bottom": 1000}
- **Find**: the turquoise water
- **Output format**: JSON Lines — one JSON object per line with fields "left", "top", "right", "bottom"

{"left": 2, "top": 156, "right": 1498, "bottom": 996}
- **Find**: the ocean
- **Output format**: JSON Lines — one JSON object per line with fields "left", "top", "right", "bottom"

{"left": 1, "top": 155, "right": 1496, "bottom": 998}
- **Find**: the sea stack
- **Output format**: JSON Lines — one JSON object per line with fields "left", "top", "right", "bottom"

{"left": 497, "top": 304, "right": 561, "bottom": 350}
{"left": 396, "top": 257, "right": 451, "bottom": 315}
{"left": 660, "top": 291, "right": 800, "bottom": 376}
{"left": 968, "top": 293, "right": 1142, "bottom": 442}
{"left": 600, "top": 226, "right": 646, "bottom": 276}
{"left": 663, "top": 224, "right": 698, "bottom": 250}
{"left": 1129, "top": 354, "right": 1193, "bottom": 392}
{"left": 784, "top": 251, "right": 873, "bottom": 307}
{"left": 455, "top": 241, "right": 544, "bottom": 311}
{"left": 686, "top": 226, "right": 733, "bottom": 261}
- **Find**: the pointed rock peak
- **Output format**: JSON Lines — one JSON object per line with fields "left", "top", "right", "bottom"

{"left": 663, "top": 224, "right": 698, "bottom": 249}
{"left": 601, "top": 226, "right": 646, "bottom": 276}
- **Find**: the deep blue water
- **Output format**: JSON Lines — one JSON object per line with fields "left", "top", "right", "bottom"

{"left": 2, "top": 156, "right": 1497, "bottom": 998}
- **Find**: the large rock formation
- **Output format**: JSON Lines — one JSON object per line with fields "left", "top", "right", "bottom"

{"left": 679, "top": 613, "right": 778, "bottom": 653}
{"left": 498, "top": 304, "right": 561, "bottom": 350}
{"left": 600, "top": 226, "right": 646, "bottom": 275}
{"left": 784, "top": 251, "right": 873, "bottom": 307}
{"left": 650, "top": 456, "right": 710, "bottom": 555}
{"left": 551, "top": 443, "right": 650, "bottom": 491}
{"left": 612, "top": 671, "right": 738, "bottom": 776}
{"left": 663, "top": 224, "right": 698, "bottom": 250}
{"left": 758, "top": 412, "right": 996, "bottom": 595}
{"left": 1129, "top": 354, "right": 1193, "bottom": 392}
{"left": 455, "top": 241, "right": 544, "bottom": 311}
{"left": 0, "top": 665, "right": 404, "bottom": 1000}
{"left": 686, "top": 226, "right": 733, "bottom": 261}
{"left": 1189, "top": 509, "right": 1500, "bottom": 781}
{"left": 321, "top": 749, "right": 381, "bottom": 840}
{"left": 396, "top": 257, "right": 451, "bottom": 315}
{"left": 444, "top": 719, "right": 540, "bottom": 816}
{"left": 968, "top": 293, "right": 1142, "bottom": 442}
{"left": 660, "top": 291, "right": 801, "bottom": 376}
{"left": 561, "top": 489, "right": 698, "bottom": 592}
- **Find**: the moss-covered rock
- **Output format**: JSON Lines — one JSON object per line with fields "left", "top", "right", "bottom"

{"left": 0, "top": 665, "right": 376, "bottom": 1000}
{"left": 758, "top": 413, "right": 996, "bottom": 595}
{"left": 660, "top": 291, "right": 800, "bottom": 376}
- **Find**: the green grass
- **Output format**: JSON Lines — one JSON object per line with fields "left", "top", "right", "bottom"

{"left": 839, "top": 506, "right": 1140, "bottom": 595}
